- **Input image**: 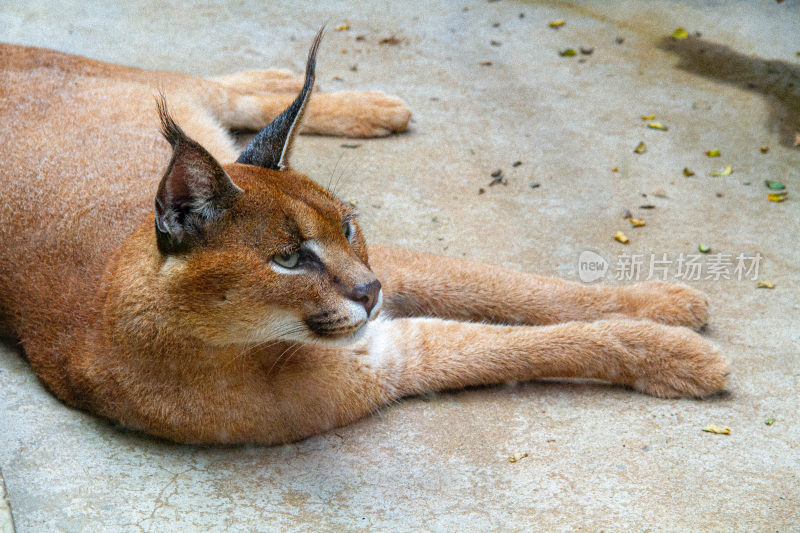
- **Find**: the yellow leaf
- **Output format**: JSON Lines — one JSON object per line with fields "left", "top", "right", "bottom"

{"left": 614, "top": 231, "right": 630, "bottom": 244}
{"left": 702, "top": 424, "right": 731, "bottom": 435}
{"left": 634, "top": 141, "right": 646, "bottom": 154}
{"left": 611, "top": 166, "right": 619, "bottom": 172}
{"left": 683, "top": 167, "right": 695, "bottom": 177}
{"left": 710, "top": 165, "right": 733, "bottom": 177}
{"left": 647, "top": 121, "right": 668, "bottom": 131}
{"left": 756, "top": 280, "right": 775, "bottom": 289}
{"left": 549, "top": 19, "right": 566, "bottom": 28}
{"left": 629, "top": 218, "right": 646, "bottom": 227}
{"left": 705, "top": 149, "right": 721, "bottom": 157}
{"left": 768, "top": 192, "right": 787, "bottom": 202}
{"left": 640, "top": 114, "right": 655, "bottom": 120}
{"left": 559, "top": 48, "right": 577, "bottom": 57}
{"left": 672, "top": 28, "right": 689, "bottom": 40}
{"left": 335, "top": 22, "right": 350, "bottom": 31}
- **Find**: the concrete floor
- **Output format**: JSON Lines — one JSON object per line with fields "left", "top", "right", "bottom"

{"left": 1, "top": 0, "right": 799, "bottom": 531}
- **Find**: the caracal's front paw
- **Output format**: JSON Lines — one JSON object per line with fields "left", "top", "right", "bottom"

{"left": 304, "top": 91, "right": 411, "bottom": 137}
{"left": 621, "top": 281, "right": 710, "bottom": 330}
{"left": 619, "top": 322, "right": 729, "bottom": 398}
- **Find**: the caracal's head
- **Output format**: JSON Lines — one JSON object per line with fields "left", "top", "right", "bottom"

{"left": 151, "top": 30, "right": 381, "bottom": 346}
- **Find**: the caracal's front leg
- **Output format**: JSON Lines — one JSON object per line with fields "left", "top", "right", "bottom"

{"left": 253, "top": 317, "right": 727, "bottom": 443}
{"left": 369, "top": 246, "right": 710, "bottom": 329}
{"left": 366, "top": 317, "right": 728, "bottom": 400}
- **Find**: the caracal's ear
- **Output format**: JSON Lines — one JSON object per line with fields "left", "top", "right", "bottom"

{"left": 236, "top": 27, "right": 323, "bottom": 171}
{"left": 154, "top": 96, "right": 244, "bottom": 254}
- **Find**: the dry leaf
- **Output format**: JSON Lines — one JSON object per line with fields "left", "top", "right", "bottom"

{"left": 549, "top": 19, "right": 566, "bottom": 28}
{"left": 634, "top": 141, "right": 647, "bottom": 154}
{"left": 756, "top": 280, "right": 776, "bottom": 289}
{"left": 335, "top": 22, "right": 350, "bottom": 31}
{"left": 629, "top": 218, "right": 646, "bottom": 227}
{"left": 647, "top": 121, "right": 668, "bottom": 131}
{"left": 478, "top": 60, "right": 493, "bottom": 66}
{"left": 683, "top": 167, "right": 695, "bottom": 177}
{"left": 760, "top": 146, "right": 769, "bottom": 153}
{"left": 768, "top": 192, "right": 787, "bottom": 202}
{"left": 614, "top": 231, "right": 630, "bottom": 244}
{"left": 672, "top": 28, "right": 689, "bottom": 40}
{"left": 641, "top": 114, "right": 655, "bottom": 120}
{"left": 612, "top": 166, "right": 619, "bottom": 172}
{"left": 702, "top": 424, "right": 731, "bottom": 435}
{"left": 705, "top": 149, "right": 721, "bottom": 157}
{"left": 710, "top": 165, "right": 733, "bottom": 177}
{"left": 508, "top": 452, "right": 529, "bottom": 462}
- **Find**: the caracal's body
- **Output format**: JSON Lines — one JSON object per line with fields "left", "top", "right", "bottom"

{"left": 0, "top": 35, "right": 727, "bottom": 444}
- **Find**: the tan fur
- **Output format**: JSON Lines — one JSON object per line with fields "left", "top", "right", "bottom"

{"left": 0, "top": 42, "right": 728, "bottom": 445}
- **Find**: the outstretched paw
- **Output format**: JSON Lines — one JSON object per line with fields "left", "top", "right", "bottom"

{"left": 623, "top": 323, "right": 729, "bottom": 398}
{"left": 303, "top": 91, "right": 411, "bottom": 137}
{"left": 620, "top": 281, "right": 710, "bottom": 330}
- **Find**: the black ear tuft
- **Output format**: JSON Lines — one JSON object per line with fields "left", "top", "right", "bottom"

{"left": 156, "top": 92, "right": 188, "bottom": 148}
{"left": 154, "top": 97, "right": 244, "bottom": 254}
{"left": 236, "top": 27, "right": 323, "bottom": 171}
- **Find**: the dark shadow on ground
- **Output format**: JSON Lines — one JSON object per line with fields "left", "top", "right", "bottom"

{"left": 658, "top": 36, "right": 800, "bottom": 148}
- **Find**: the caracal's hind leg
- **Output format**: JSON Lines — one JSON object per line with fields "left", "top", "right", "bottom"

{"left": 369, "top": 246, "right": 710, "bottom": 330}
{"left": 205, "top": 69, "right": 412, "bottom": 137}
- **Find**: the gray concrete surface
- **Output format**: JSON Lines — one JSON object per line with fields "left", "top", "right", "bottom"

{"left": 1, "top": 0, "right": 799, "bottom": 531}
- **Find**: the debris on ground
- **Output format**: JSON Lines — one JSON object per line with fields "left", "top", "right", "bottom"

{"left": 672, "top": 28, "right": 689, "bottom": 40}
{"left": 710, "top": 165, "right": 733, "bottom": 177}
{"left": 379, "top": 36, "right": 402, "bottom": 45}
{"left": 629, "top": 218, "right": 646, "bottom": 227}
{"left": 766, "top": 180, "right": 785, "bottom": 190}
{"left": 335, "top": 22, "right": 350, "bottom": 31}
{"left": 768, "top": 192, "right": 787, "bottom": 202}
{"left": 760, "top": 146, "right": 769, "bottom": 153}
{"left": 580, "top": 47, "right": 594, "bottom": 55}
{"left": 622, "top": 208, "right": 633, "bottom": 219}
{"left": 634, "top": 141, "right": 647, "bottom": 154}
{"left": 478, "top": 60, "right": 493, "bottom": 66}
{"left": 639, "top": 204, "right": 656, "bottom": 209}
{"left": 683, "top": 167, "right": 695, "bottom": 177}
{"left": 559, "top": 48, "right": 577, "bottom": 57}
{"left": 702, "top": 424, "right": 731, "bottom": 435}
{"left": 756, "top": 280, "right": 776, "bottom": 289}
{"left": 340, "top": 143, "right": 361, "bottom": 149}
{"left": 612, "top": 166, "right": 619, "bottom": 172}
{"left": 698, "top": 244, "right": 711, "bottom": 253}
{"left": 614, "top": 231, "right": 630, "bottom": 244}
{"left": 653, "top": 188, "right": 668, "bottom": 198}
{"left": 512, "top": 160, "right": 522, "bottom": 167}
{"left": 508, "top": 452, "right": 529, "bottom": 463}
{"left": 529, "top": 182, "right": 540, "bottom": 189}
{"left": 647, "top": 121, "right": 668, "bottom": 131}
{"left": 641, "top": 114, "right": 655, "bottom": 120}
{"left": 765, "top": 417, "right": 776, "bottom": 426}
{"left": 549, "top": 19, "right": 566, "bottom": 28}
{"left": 491, "top": 40, "right": 502, "bottom": 46}
{"left": 489, "top": 169, "right": 506, "bottom": 186}
{"left": 705, "top": 149, "right": 721, "bottom": 157}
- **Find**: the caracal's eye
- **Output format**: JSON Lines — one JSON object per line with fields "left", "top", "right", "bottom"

{"left": 273, "top": 251, "right": 300, "bottom": 269}
{"left": 343, "top": 220, "right": 354, "bottom": 242}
